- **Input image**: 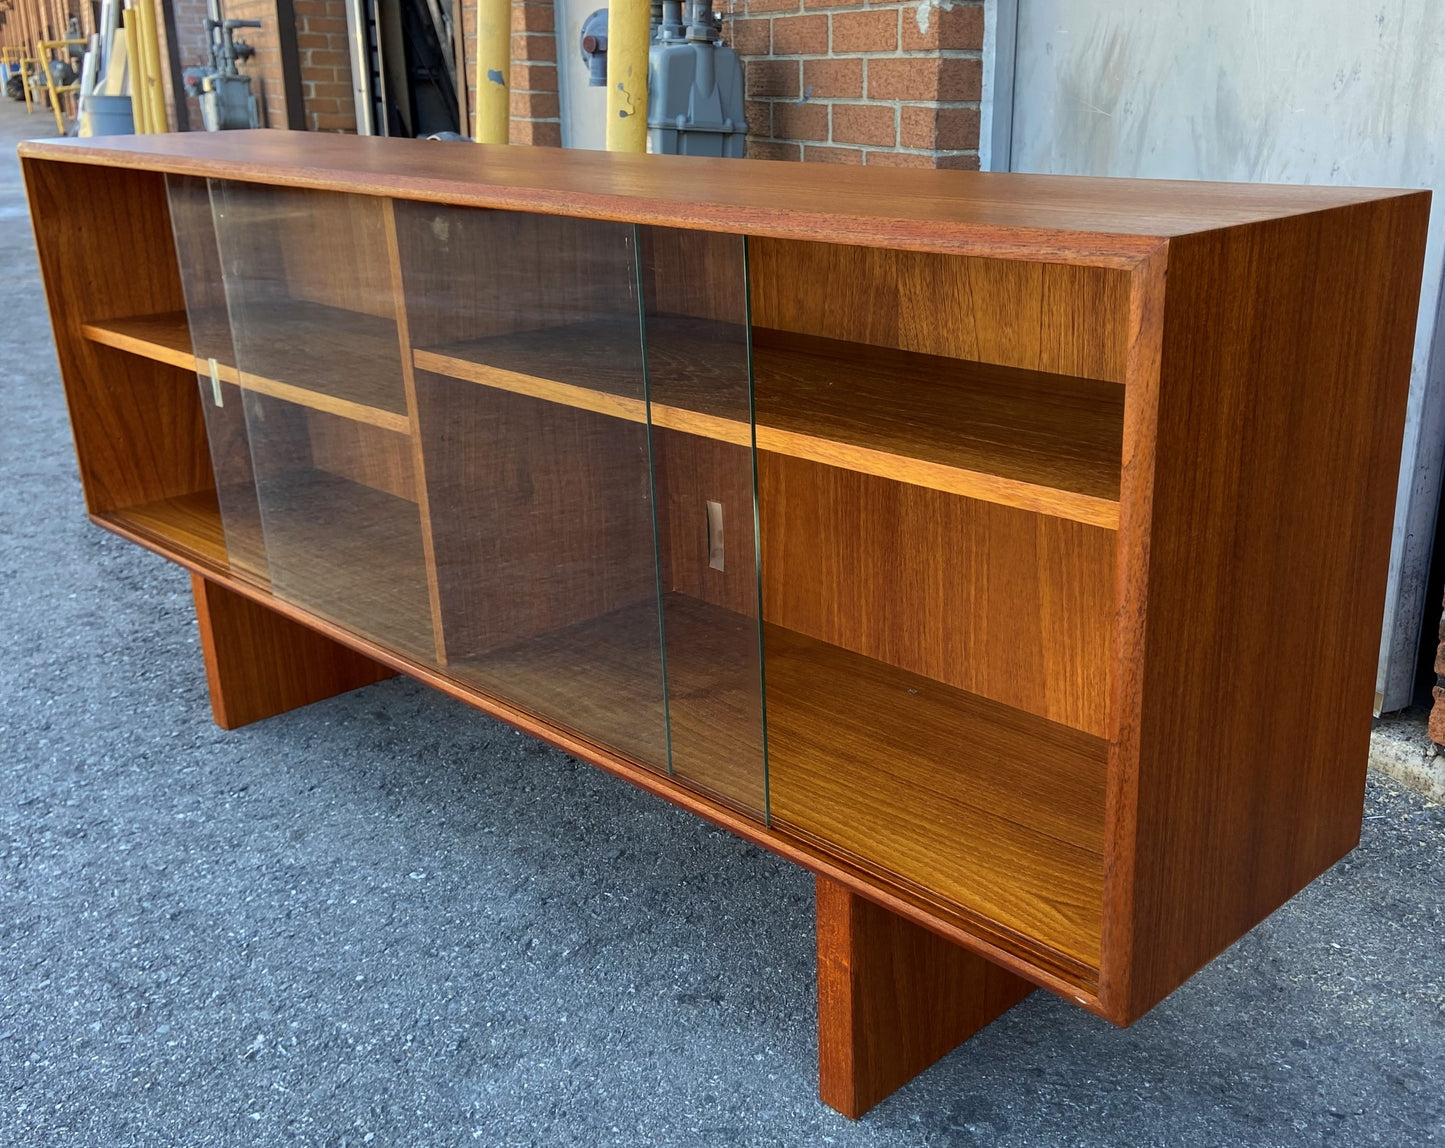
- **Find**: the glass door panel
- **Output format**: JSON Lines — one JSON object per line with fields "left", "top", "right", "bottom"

{"left": 208, "top": 180, "right": 438, "bottom": 663}
{"left": 639, "top": 227, "right": 766, "bottom": 817}
{"left": 393, "top": 202, "right": 668, "bottom": 773}
{"left": 165, "top": 174, "right": 266, "bottom": 583}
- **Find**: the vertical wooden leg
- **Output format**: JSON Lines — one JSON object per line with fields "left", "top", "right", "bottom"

{"left": 816, "top": 875, "right": 1035, "bottom": 1119}
{"left": 191, "top": 574, "right": 396, "bottom": 730}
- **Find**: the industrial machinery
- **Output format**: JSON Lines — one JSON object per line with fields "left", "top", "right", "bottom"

{"left": 182, "top": 5, "right": 261, "bottom": 131}
{"left": 580, "top": 0, "right": 746, "bottom": 156}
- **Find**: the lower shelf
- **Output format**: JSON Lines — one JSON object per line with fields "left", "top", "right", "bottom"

{"left": 95, "top": 495, "right": 1104, "bottom": 972}
{"left": 97, "top": 473, "right": 436, "bottom": 662}
{"left": 450, "top": 594, "right": 1105, "bottom": 968}
{"left": 100, "top": 488, "right": 234, "bottom": 573}
{"left": 253, "top": 470, "right": 437, "bottom": 662}
{"left": 764, "top": 625, "right": 1105, "bottom": 969}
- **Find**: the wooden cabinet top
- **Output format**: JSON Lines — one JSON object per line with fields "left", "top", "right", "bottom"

{"left": 18, "top": 131, "right": 1425, "bottom": 268}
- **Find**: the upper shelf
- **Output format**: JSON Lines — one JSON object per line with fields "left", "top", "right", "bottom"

{"left": 20, "top": 132, "right": 1424, "bottom": 269}
{"left": 83, "top": 300, "right": 411, "bottom": 434}
{"left": 415, "top": 317, "right": 1124, "bottom": 529}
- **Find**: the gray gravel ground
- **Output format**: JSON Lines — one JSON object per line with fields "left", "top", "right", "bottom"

{"left": 2, "top": 102, "right": 1444, "bottom": 1148}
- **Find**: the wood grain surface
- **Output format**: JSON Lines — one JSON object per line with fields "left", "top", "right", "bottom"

{"left": 192, "top": 573, "right": 394, "bottom": 729}
{"left": 82, "top": 311, "right": 195, "bottom": 372}
{"left": 246, "top": 467, "right": 437, "bottom": 662}
{"left": 412, "top": 369, "right": 660, "bottom": 667}
{"left": 416, "top": 317, "right": 1124, "bottom": 528}
{"left": 23, "top": 162, "right": 213, "bottom": 517}
{"left": 652, "top": 429, "right": 768, "bottom": 813}
{"left": 816, "top": 874, "right": 1034, "bottom": 1119}
{"left": 101, "top": 489, "right": 231, "bottom": 570}
{"left": 765, "top": 622, "right": 1107, "bottom": 968}
{"left": 760, "top": 454, "right": 1115, "bottom": 737}
{"left": 381, "top": 200, "right": 451, "bottom": 667}
{"left": 750, "top": 239, "right": 1130, "bottom": 383}
{"left": 27, "top": 143, "right": 1431, "bottom": 1040}
{"left": 1104, "top": 193, "right": 1431, "bottom": 1022}
{"left": 21, "top": 135, "right": 1421, "bottom": 268}
{"left": 90, "top": 496, "right": 1112, "bottom": 1005}
{"left": 82, "top": 307, "right": 411, "bottom": 432}
{"left": 442, "top": 592, "right": 1105, "bottom": 964}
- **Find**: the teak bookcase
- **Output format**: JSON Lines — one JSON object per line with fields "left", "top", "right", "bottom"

{"left": 21, "top": 132, "right": 1429, "bottom": 1117}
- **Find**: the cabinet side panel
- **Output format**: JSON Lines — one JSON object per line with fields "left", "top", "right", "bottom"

{"left": 1122, "top": 195, "right": 1430, "bottom": 1021}
{"left": 23, "top": 158, "right": 211, "bottom": 514}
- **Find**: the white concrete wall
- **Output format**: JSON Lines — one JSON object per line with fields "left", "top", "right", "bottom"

{"left": 1009, "top": 0, "right": 1445, "bottom": 711}
{"left": 556, "top": 0, "right": 608, "bottom": 149}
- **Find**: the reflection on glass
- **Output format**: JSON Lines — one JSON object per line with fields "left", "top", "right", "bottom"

{"left": 394, "top": 202, "right": 668, "bottom": 772}
{"left": 639, "top": 227, "right": 767, "bottom": 816}
{"left": 208, "top": 180, "right": 437, "bottom": 662}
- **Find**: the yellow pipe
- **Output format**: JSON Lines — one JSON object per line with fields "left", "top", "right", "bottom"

{"left": 605, "top": 0, "right": 648, "bottom": 152}
{"left": 136, "top": 0, "right": 167, "bottom": 132}
{"left": 37, "top": 39, "right": 86, "bottom": 134}
{"left": 121, "top": 10, "right": 148, "bottom": 132}
{"left": 39, "top": 41, "right": 66, "bottom": 134}
{"left": 17, "top": 52, "right": 36, "bottom": 115}
{"left": 473, "top": 0, "right": 509, "bottom": 143}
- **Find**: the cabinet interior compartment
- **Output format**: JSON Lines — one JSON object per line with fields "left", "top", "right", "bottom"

{"left": 396, "top": 203, "right": 677, "bottom": 778}
{"left": 206, "top": 185, "right": 437, "bottom": 662}
{"left": 58, "top": 176, "right": 1129, "bottom": 972}
{"left": 23, "top": 162, "right": 222, "bottom": 571}
{"left": 747, "top": 237, "right": 1126, "bottom": 974}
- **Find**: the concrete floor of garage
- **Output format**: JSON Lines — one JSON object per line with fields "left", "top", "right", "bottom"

{"left": 1, "top": 101, "right": 1442, "bottom": 1148}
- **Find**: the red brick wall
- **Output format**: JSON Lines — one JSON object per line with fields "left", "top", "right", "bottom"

{"left": 461, "top": 0, "right": 560, "bottom": 144}
{"left": 225, "top": 0, "right": 292, "bottom": 127}
{"left": 160, "top": 0, "right": 355, "bottom": 132}
{"left": 294, "top": 0, "right": 357, "bottom": 131}
{"left": 724, "top": 0, "right": 983, "bottom": 166}
{"left": 158, "top": 0, "right": 210, "bottom": 130}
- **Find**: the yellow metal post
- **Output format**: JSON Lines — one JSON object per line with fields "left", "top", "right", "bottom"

{"left": 473, "top": 0, "right": 509, "bottom": 143}
{"left": 18, "top": 50, "right": 37, "bottom": 114}
{"left": 121, "top": 9, "right": 148, "bottom": 132}
{"left": 38, "top": 39, "right": 86, "bottom": 134}
{"left": 605, "top": 0, "right": 648, "bottom": 151}
{"left": 136, "top": 0, "right": 167, "bottom": 131}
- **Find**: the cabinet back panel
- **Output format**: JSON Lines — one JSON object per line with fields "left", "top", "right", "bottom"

{"left": 264, "top": 186, "right": 398, "bottom": 320}
{"left": 759, "top": 453, "right": 1113, "bottom": 736}
{"left": 642, "top": 227, "right": 749, "bottom": 326}
{"left": 412, "top": 370, "right": 658, "bottom": 659}
{"left": 306, "top": 410, "right": 417, "bottom": 503}
{"left": 748, "top": 238, "right": 1130, "bottom": 384}
{"left": 393, "top": 202, "right": 642, "bottom": 350}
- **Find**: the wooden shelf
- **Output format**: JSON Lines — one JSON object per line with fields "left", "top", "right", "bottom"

{"left": 97, "top": 487, "right": 231, "bottom": 571}
{"left": 448, "top": 598, "right": 672, "bottom": 782}
{"left": 97, "top": 474, "right": 435, "bottom": 661}
{"left": 447, "top": 593, "right": 1104, "bottom": 968}
{"left": 414, "top": 317, "right": 1123, "bottom": 528}
{"left": 83, "top": 301, "right": 412, "bottom": 434}
{"left": 82, "top": 310, "right": 197, "bottom": 373}
{"left": 763, "top": 623, "right": 1105, "bottom": 971}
